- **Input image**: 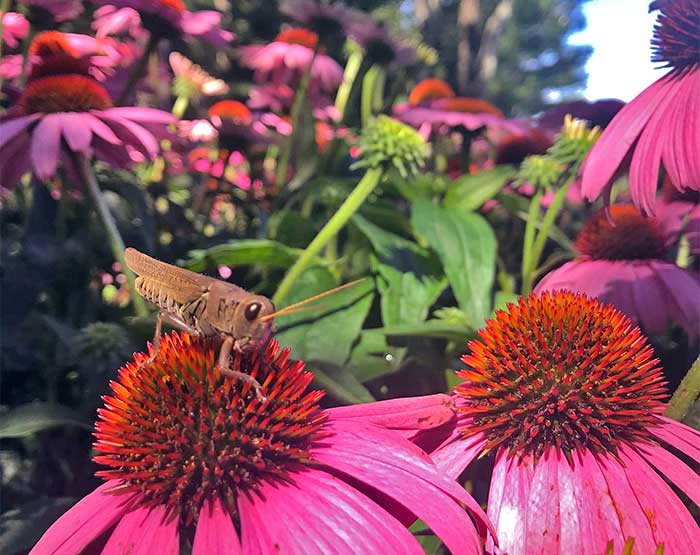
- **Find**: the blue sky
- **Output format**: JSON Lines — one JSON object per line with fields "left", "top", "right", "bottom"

{"left": 569, "top": 0, "right": 661, "bottom": 101}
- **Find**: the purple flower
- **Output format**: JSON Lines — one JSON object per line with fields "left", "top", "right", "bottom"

{"left": 20, "top": 0, "right": 84, "bottom": 23}
{"left": 580, "top": 0, "right": 699, "bottom": 214}
{"left": 535, "top": 204, "right": 700, "bottom": 338}
{"left": 1, "top": 11, "right": 29, "bottom": 48}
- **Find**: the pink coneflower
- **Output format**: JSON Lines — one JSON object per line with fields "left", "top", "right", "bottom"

{"left": 189, "top": 147, "right": 254, "bottom": 192}
{"left": 580, "top": 0, "right": 700, "bottom": 214}
{"left": 239, "top": 28, "right": 343, "bottom": 93}
{"left": 30, "top": 332, "right": 490, "bottom": 555}
{"left": 535, "top": 204, "right": 700, "bottom": 338}
{"left": 537, "top": 98, "right": 625, "bottom": 133}
{"left": 1, "top": 11, "right": 29, "bottom": 48}
{"left": 394, "top": 79, "right": 520, "bottom": 134}
{"left": 0, "top": 72, "right": 173, "bottom": 186}
{"left": 279, "top": 0, "right": 367, "bottom": 44}
{"left": 91, "top": 5, "right": 144, "bottom": 39}
{"left": 351, "top": 18, "right": 416, "bottom": 66}
{"left": 20, "top": 0, "right": 84, "bottom": 24}
{"left": 427, "top": 291, "right": 700, "bottom": 555}
{"left": 91, "top": 0, "right": 233, "bottom": 47}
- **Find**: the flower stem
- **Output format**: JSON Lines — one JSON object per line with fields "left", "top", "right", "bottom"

{"left": 275, "top": 46, "right": 318, "bottom": 187}
{"left": 172, "top": 95, "right": 189, "bottom": 119}
{"left": 75, "top": 153, "right": 148, "bottom": 318}
{"left": 520, "top": 189, "right": 543, "bottom": 294}
{"left": 273, "top": 166, "right": 384, "bottom": 305}
{"left": 116, "top": 33, "right": 159, "bottom": 106}
{"left": 334, "top": 48, "right": 364, "bottom": 121}
{"left": 361, "top": 64, "right": 385, "bottom": 127}
{"left": 666, "top": 356, "right": 700, "bottom": 421}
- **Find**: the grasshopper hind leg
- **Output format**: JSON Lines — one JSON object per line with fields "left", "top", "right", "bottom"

{"left": 217, "top": 337, "right": 266, "bottom": 402}
{"left": 135, "top": 312, "right": 164, "bottom": 374}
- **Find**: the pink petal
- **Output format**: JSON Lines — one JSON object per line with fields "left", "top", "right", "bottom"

{"left": 620, "top": 446, "right": 700, "bottom": 552}
{"left": 487, "top": 453, "right": 529, "bottom": 555}
{"left": 192, "top": 498, "right": 241, "bottom": 555}
{"left": 314, "top": 419, "right": 488, "bottom": 554}
{"left": 30, "top": 114, "right": 62, "bottom": 181}
{"left": 580, "top": 75, "right": 672, "bottom": 203}
{"left": 180, "top": 11, "right": 221, "bottom": 34}
{"left": 0, "top": 114, "right": 40, "bottom": 150}
{"left": 96, "top": 114, "right": 158, "bottom": 159}
{"left": 59, "top": 113, "right": 93, "bottom": 152}
{"left": 430, "top": 432, "right": 487, "bottom": 479}
{"left": 101, "top": 504, "right": 178, "bottom": 555}
{"left": 29, "top": 481, "right": 137, "bottom": 555}
{"left": 525, "top": 453, "right": 563, "bottom": 554}
{"left": 86, "top": 112, "right": 122, "bottom": 145}
{"left": 238, "top": 469, "right": 423, "bottom": 555}
{"left": 325, "top": 394, "right": 455, "bottom": 437}
{"left": 637, "top": 442, "right": 700, "bottom": 507}
{"left": 649, "top": 260, "right": 700, "bottom": 338}
{"left": 103, "top": 107, "right": 175, "bottom": 124}
{"left": 0, "top": 131, "right": 31, "bottom": 188}
{"left": 653, "top": 416, "right": 700, "bottom": 462}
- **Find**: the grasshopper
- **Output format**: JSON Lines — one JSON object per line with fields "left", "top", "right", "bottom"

{"left": 124, "top": 247, "right": 361, "bottom": 400}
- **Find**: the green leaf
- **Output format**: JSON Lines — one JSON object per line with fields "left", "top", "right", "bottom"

{"left": 274, "top": 266, "right": 375, "bottom": 367}
{"left": 0, "top": 402, "right": 91, "bottom": 438}
{"left": 309, "top": 362, "right": 375, "bottom": 404}
{"left": 411, "top": 200, "right": 497, "bottom": 328}
{"left": 444, "top": 166, "right": 516, "bottom": 212}
{"left": 0, "top": 497, "right": 76, "bottom": 554}
{"left": 267, "top": 209, "right": 317, "bottom": 249}
{"left": 183, "top": 240, "right": 305, "bottom": 272}
{"left": 347, "top": 331, "right": 405, "bottom": 383}
{"left": 353, "top": 214, "right": 446, "bottom": 326}
{"left": 492, "top": 291, "right": 520, "bottom": 315}
{"left": 365, "top": 320, "right": 473, "bottom": 342}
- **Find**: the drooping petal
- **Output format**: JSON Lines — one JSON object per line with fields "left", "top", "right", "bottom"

{"left": 192, "top": 498, "right": 241, "bottom": 555}
{"left": 486, "top": 453, "right": 530, "bottom": 555}
{"left": 524, "top": 454, "right": 562, "bottom": 554}
{"left": 30, "top": 114, "right": 63, "bottom": 181}
{"left": 0, "top": 131, "right": 32, "bottom": 188}
{"left": 650, "top": 260, "right": 700, "bottom": 338}
{"left": 97, "top": 114, "right": 159, "bottom": 159}
{"left": 326, "top": 394, "right": 455, "bottom": 437}
{"left": 652, "top": 416, "right": 700, "bottom": 462}
{"left": 104, "top": 107, "right": 176, "bottom": 125}
{"left": 314, "top": 419, "right": 488, "bottom": 554}
{"left": 29, "top": 481, "right": 137, "bottom": 555}
{"left": 430, "top": 431, "right": 487, "bottom": 479}
{"left": 0, "top": 114, "right": 41, "bottom": 151}
{"left": 59, "top": 113, "right": 94, "bottom": 152}
{"left": 637, "top": 442, "right": 700, "bottom": 507}
{"left": 100, "top": 504, "right": 178, "bottom": 555}
{"left": 238, "top": 469, "right": 423, "bottom": 555}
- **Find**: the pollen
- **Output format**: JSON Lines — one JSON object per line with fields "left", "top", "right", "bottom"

{"left": 455, "top": 291, "right": 667, "bottom": 462}
{"left": 19, "top": 75, "right": 113, "bottom": 114}
{"left": 209, "top": 100, "right": 253, "bottom": 126}
{"left": 575, "top": 205, "right": 667, "bottom": 260}
{"left": 93, "top": 332, "right": 325, "bottom": 525}
{"left": 441, "top": 97, "right": 503, "bottom": 117}
{"left": 275, "top": 28, "right": 319, "bottom": 49}
{"left": 408, "top": 78, "right": 455, "bottom": 105}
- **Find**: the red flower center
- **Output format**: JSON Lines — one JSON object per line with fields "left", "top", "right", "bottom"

{"left": 29, "top": 31, "right": 76, "bottom": 58}
{"left": 208, "top": 100, "right": 253, "bottom": 126}
{"left": 441, "top": 97, "right": 503, "bottom": 117}
{"left": 456, "top": 291, "right": 667, "bottom": 462}
{"left": 651, "top": 0, "right": 700, "bottom": 73}
{"left": 28, "top": 31, "right": 92, "bottom": 81}
{"left": 19, "top": 74, "right": 112, "bottom": 114}
{"left": 495, "top": 129, "right": 552, "bottom": 165}
{"left": 275, "top": 28, "right": 319, "bottom": 49}
{"left": 408, "top": 78, "right": 455, "bottom": 106}
{"left": 575, "top": 205, "right": 667, "bottom": 260}
{"left": 93, "top": 333, "right": 325, "bottom": 525}
{"left": 157, "top": 0, "right": 185, "bottom": 13}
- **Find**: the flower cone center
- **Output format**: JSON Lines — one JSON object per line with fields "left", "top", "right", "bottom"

{"left": 20, "top": 74, "right": 112, "bottom": 114}
{"left": 651, "top": 0, "right": 700, "bottom": 73}
{"left": 209, "top": 100, "right": 253, "bottom": 126}
{"left": 93, "top": 333, "right": 325, "bottom": 525}
{"left": 575, "top": 205, "right": 667, "bottom": 260}
{"left": 275, "top": 28, "right": 319, "bottom": 49}
{"left": 408, "top": 78, "right": 455, "bottom": 105}
{"left": 456, "top": 291, "right": 667, "bottom": 461}
{"left": 441, "top": 97, "right": 503, "bottom": 117}
{"left": 158, "top": 0, "right": 185, "bottom": 13}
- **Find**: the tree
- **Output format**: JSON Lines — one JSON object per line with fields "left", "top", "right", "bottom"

{"left": 415, "top": 0, "right": 593, "bottom": 115}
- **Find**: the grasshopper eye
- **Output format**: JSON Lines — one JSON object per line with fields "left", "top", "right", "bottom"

{"left": 244, "top": 302, "right": 262, "bottom": 321}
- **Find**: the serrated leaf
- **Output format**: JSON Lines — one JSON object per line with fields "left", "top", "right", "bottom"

{"left": 411, "top": 200, "right": 497, "bottom": 328}
{"left": 444, "top": 166, "right": 516, "bottom": 212}
{"left": 183, "top": 240, "right": 306, "bottom": 272}
{"left": 0, "top": 402, "right": 91, "bottom": 438}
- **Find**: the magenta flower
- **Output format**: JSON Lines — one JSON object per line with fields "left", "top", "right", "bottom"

{"left": 580, "top": 0, "right": 700, "bottom": 214}
{"left": 0, "top": 73, "right": 174, "bottom": 186}
{"left": 20, "top": 0, "right": 84, "bottom": 23}
{"left": 279, "top": 0, "right": 368, "bottom": 43}
{"left": 1, "top": 11, "right": 29, "bottom": 48}
{"left": 91, "top": 5, "right": 145, "bottom": 39}
{"left": 91, "top": 1, "right": 233, "bottom": 47}
{"left": 427, "top": 291, "right": 700, "bottom": 555}
{"left": 30, "top": 332, "right": 491, "bottom": 555}
{"left": 535, "top": 204, "right": 700, "bottom": 338}
{"left": 239, "top": 28, "right": 343, "bottom": 93}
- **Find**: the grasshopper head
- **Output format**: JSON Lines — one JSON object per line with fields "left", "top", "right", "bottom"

{"left": 231, "top": 295, "right": 276, "bottom": 351}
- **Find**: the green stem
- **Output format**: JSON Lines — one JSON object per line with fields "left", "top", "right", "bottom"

{"left": 334, "top": 49, "right": 364, "bottom": 121}
{"left": 275, "top": 46, "right": 318, "bottom": 187}
{"left": 117, "top": 33, "right": 159, "bottom": 106}
{"left": 666, "top": 356, "right": 700, "bottom": 421}
{"left": 75, "top": 153, "right": 148, "bottom": 318}
{"left": 273, "top": 166, "right": 384, "bottom": 305}
{"left": 361, "top": 64, "right": 385, "bottom": 128}
{"left": 520, "top": 189, "right": 543, "bottom": 295}
{"left": 18, "top": 25, "right": 35, "bottom": 88}
{"left": 172, "top": 95, "right": 189, "bottom": 119}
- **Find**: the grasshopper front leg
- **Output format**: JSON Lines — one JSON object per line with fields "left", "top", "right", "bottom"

{"left": 216, "top": 336, "right": 266, "bottom": 402}
{"left": 135, "top": 312, "right": 164, "bottom": 373}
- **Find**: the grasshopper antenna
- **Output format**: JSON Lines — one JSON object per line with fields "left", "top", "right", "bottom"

{"left": 260, "top": 278, "right": 366, "bottom": 321}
